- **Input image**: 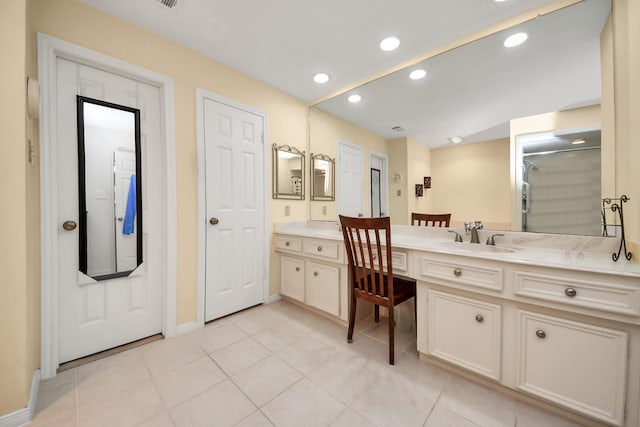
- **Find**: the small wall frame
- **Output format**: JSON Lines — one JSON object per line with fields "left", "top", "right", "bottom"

{"left": 272, "top": 144, "right": 305, "bottom": 199}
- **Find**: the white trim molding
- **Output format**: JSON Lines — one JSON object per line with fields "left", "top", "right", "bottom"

{"left": 0, "top": 370, "right": 40, "bottom": 427}
{"left": 37, "top": 33, "right": 177, "bottom": 379}
{"left": 195, "top": 88, "right": 270, "bottom": 328}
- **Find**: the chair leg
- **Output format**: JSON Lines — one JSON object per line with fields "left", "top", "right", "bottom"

{"left": 388, "top": 305, "right": 395, "bottom": 365}
{"left": 374, "top": 305, "right": 380, "bottom": 322}
{"left": 347, "top": 293, "right": 357, "bottom": 343}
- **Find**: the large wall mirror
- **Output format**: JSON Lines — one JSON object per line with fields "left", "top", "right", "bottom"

{"left": 272, "top": 144, "right": 305, "bottom": 199}
{"left": 310, "top": 153, "right": 335, "bottom": 201}
{"left": 308, "top": 0, "right": 613, "bottom": 236}
{"left": 77, "top": 96, "right": 142, "bottom": 280}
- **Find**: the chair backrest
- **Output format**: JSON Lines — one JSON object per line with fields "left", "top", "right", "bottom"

{"left": 339, "top": 215, "right": 394, "bottom": 299}
{"left": 411, "top": 212, "right": 451, "bottom": 227}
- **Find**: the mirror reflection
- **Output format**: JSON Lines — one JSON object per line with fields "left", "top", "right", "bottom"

{"left": 272, "top": 144, "right": 305, "bottom": 199}
{"left": 308, "top": 0, "right": 612, "bottom": 236}
{"left": 310, "top": 153, "right": 335, "bottom": 201}
{"left": 77, "top": 96, "right": 142, "bottom": 280}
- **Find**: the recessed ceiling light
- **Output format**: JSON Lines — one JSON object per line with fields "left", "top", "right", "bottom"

{"left": 380, "top": 37, "right": 400, "bottom": 52}
{"left": 449, "top": 136, "right": 463, "bottom": 144}
{"left": 572, "top": 138, "right": 586, "bottom": 145}
{"left": 409, "top": 69, "right": 427, "bottom": 80}
{"left": 494, "top": 0, "right": 508, "bottom": 2}
{"left": 313, "top": 72, "right": 330, "bottom": 84}
{"left": 504, "top": 32, "right": 528, "bottom": 48}
{"left": 348, "top": 94, "right": 362, "bottom": 103}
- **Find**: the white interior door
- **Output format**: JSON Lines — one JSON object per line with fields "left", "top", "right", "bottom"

{"left": 56, "top": 59, "right": 163, "bottom": 363}
{"left": 337, "top": 139, "right": 364, "bottom": 217}
{"left": 204, "top": 97, "right": 265, "bottom": 322}
{"left": 369, "top": 152, "right": 388, "bottom": 217}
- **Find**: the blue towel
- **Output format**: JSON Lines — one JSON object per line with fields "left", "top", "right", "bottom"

{"left": 123, "top": 174, "right": 136, "bottom": 235}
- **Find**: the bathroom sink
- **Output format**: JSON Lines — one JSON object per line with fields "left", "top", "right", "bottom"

{"left": 432, "top": 242, "right": 517, "bottom": 254}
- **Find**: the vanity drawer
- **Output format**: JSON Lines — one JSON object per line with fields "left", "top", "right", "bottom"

{"left": 420, "top": 257, "right": 503, "bottom": 292}
{"left": 275, "top": 236, "right": 302, "bottom": 252}
{"left": 514, "top": 271, "right": 640, "bottom": 316}
{"left": 303, "top": 238, "right": 341, "bottom": 261}
{"left": 361, "top": 248, "right": 408, "bottom": 273}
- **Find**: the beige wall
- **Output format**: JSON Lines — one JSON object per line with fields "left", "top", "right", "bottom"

{"left": 431, "top": 138, "right": 511, "bottom": 230}
{"left": 406, "top": 138, "right": 433, "bottom": 224}
{"left": 308, "top": 107, "right": 388, "bottom": 221}
{"left": 388, "top": 138, "right": 409, "bottom": 224}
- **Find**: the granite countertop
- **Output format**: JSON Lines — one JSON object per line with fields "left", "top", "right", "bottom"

{"left": 274, "top": 221, "right": 640, "bottom": 278}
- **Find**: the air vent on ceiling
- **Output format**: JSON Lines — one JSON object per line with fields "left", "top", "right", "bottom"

{"left": 392, "top": 126, "right": 405, "bottom": 132}
{"left": 153, "top": 0, "right": 179, "bottom": 9}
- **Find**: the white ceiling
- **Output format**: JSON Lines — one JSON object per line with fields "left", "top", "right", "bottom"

{"left": 79, "top": 0, "right": 609, "bottom": 148}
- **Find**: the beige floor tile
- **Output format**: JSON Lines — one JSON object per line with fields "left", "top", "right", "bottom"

{"left": 261, "top": 378, "right": 345, "bottom": 427}
{"left": 34, "top": 369, "right": 77, "bottom": 423}
{"left": 330, "top": 408, "right": 376, "bottom": 427}
{"left": 231, "top": 355, "right": 301, "bottom": 407}
{"left": 78, "top": 379, "right": 164, "bottom": 427}
{"left": 139, "top": 336, "right": 207, "bottom": 378}
{"left": 306, "top": 352, "right": 379, "bottom": 405}
{"left": 194, "top": 322, "right": 248, "bottom": 354}
{"left": 169, "top": 379, "right": 255, "bottom": 427}
{"left": 350, "top": 376, "right": 435, "bottom": 427}
{"left": 232, "top": 309, "right": 287, "bottom": 336}
{"left": 135, "top": 411, "right": 175, "bottom": 427}
{"left": 277, "top": 335, "right": 339, "bottom": 374}
{"left": 515, "top": 401, "right": 586, "bottom": 427}
{"left": 424, "top": 404, "right": 481, "bottom": 427}
{"left": 381, "top": 353, "right": 449, "bottom": 402}
{"left": 210, "top": 336, "right": 272, "bottom": 376}
{"left": 252, "top": 322, "right": 310, "bottom": 353}
{"left": 28, "top": 410, "right": 78, "bottom": 427}
{"left": 438, "top": 375, "right": 517, "bottom": 427}
{"left": 234, "top": 410, "right": 274, "bottom": 427}
{"left": 76, "top": 349, "right": 150, "bottom": 406}
{"left": 154, "top": 356, "right": 227, "bottom": 408}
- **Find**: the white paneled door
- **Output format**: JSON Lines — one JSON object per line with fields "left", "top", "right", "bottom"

{"left": 56, "top": 59, "right": 163, "bottom": 363}
{"left": 204, "top": 97, "right": 265, "bottom": 322}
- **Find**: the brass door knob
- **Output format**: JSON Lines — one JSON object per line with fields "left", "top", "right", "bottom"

{"left": 209, "top": 217, "right": 219, "bottom": 225}
{"left": 62, "top": 220, "right": 77, "bottom": 231}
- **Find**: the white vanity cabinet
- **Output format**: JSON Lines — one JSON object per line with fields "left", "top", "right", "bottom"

{"left": 518, "top": 310, "right": 628, "bottom": 426}
{"left": 276, "top": 233, "right": 347, "bottom": 320}
{"left": 427, "top": 290, "right": 502, "bottom": 380}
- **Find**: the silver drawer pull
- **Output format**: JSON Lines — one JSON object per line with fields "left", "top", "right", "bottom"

{"left": 285, "top": 241, "right": 290, "bottom": 246}
{"left": 317, "top": 246, "right": 323, "bottom": 252}
{"left": 313, "top": 271, "right": 318, "bottom": 277}
{"left": 475, "top": 314, "right": 484, "bottom": 323}
{"left": 453, "top": 268, "right": 462, "bottom": 277}
{"left": 295, "top": 267, "right": 300, "bottom": 272}
{"left": 536, "top": 330, "right": 546, "bottom": 339}
{"left": 564, "top": 287, "right": 577, "bottom": 297}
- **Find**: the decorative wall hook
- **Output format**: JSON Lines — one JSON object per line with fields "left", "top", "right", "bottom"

{"left": 603, "top": 195, "right": 632, "bottom": 262}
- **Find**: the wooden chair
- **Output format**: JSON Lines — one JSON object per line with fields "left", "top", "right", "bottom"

{"left": 411, "top": 212, "right": 451, "bottom": 227}
{"left": 339, "top": 215, "right": 416, "bottom": 365}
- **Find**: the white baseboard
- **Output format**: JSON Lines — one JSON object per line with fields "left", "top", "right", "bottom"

{"left": 175, "top": 320, "right": 202, "bottom": 336}
{"left": 0, "top": 369, "right": 40, "bottom": 427}
{"left": 267, "top": 294, "right": 282, "bottom": 304}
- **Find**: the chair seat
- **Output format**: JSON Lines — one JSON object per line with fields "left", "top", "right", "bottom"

{"left": 354, "top": 273, "right": 415, "bottom": 307}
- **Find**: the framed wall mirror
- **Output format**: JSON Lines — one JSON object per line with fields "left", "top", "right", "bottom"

{"left": 77, "top": 96, "right": 142, "bottom": 281}
{"left": 310, "top": 153, "right": 335, "bottom": 201}
{"left": 273, "top": 144, "right": 305, "bottom": 199}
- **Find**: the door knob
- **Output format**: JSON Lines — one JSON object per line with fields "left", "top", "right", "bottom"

{"left": 62, "top": 220, "right": 77, "bottom": 231}
{"left": 209, "top": 217, "right": 219, "bottom": 225}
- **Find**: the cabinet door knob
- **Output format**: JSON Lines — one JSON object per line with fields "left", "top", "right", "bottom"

{"left": 475, "top": 314, "right": 484, "bottom": 323}
{"left": 536, "top": 330, "right": 546, "bottom": 339}
{"left": 285, "top": 241, "right": 290, "bottom": 246}
{"left": 295, "top": 267, "right": 300, "bottom": 272}
{"left": 313, "top": 271, "right": 318, "bottom": 277}
{"left": 453, "top": 268, "right": 462, "bottom": 277}
{"left": 564, "top": 287, "right": 577, "bottom": 297}
{"left": 62, "top": 220, "right": 77, "bottom": 231}
{"left": 317, "top": 246, "right": 323, "bottom": 252}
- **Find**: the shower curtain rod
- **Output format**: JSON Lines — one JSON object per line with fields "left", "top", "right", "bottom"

{"left": 523, "top": 145, "right": 600, "bottom": 157}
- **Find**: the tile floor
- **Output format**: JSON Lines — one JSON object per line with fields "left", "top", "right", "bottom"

{"left": 30, "top": 300, "right": 586, "bottom": 427}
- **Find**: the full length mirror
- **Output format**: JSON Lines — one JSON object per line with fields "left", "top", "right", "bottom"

{"left": 309, "top": 0, "right": 613, "bottom": 236}
{"left": 77, "top": 96, "right": 142, "bottom": 280}
{"left": 272, "top": 144, "right": 305, "bottom": 199}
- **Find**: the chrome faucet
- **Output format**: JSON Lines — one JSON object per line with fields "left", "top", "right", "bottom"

{"left": 470, "top": 227, "right": 480, "bottom": 244}
{"left": 448, "top": 230, "right": 463, "bottom": 242}
{"left": 465, "top": 221, "right": 483, "bottom": 244}
{"left": 486, "top": 233, "right": 504, "bottom": 246}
